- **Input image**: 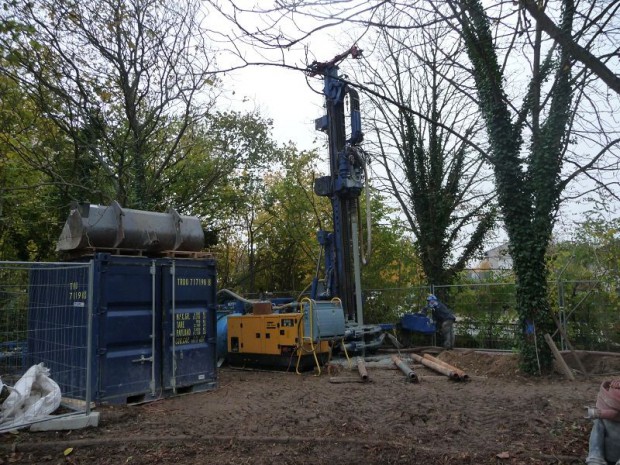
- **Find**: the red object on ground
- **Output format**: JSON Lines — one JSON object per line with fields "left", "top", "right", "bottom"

{"left": 594, "top": 380, "right": 620, "bottom": 421}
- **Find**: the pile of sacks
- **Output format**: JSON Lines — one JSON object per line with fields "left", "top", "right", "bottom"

{"left": 586, "top": 380, "right": 620, "bottom": 465}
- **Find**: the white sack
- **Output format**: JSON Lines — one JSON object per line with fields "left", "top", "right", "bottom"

{"left": 1, "top": 363, "right": 61, "bottom": 428}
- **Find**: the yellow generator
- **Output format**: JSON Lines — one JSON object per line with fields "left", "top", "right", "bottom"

{"left": 227, "top": 299, "right": 346, "bottom": 372}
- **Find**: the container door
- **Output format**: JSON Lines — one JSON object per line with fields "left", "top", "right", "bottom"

{"left": 160, "top": 259, "right": 217, "bottom": 391}
{"left": 96, "top": 256, "right": 161, "bottom": 401}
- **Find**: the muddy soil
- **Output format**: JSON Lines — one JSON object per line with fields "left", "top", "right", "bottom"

{"left": 2, "top": 349, "right": 619, "bottom": 465}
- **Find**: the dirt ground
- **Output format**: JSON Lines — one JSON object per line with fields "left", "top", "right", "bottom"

{"left": 2, "top": 349, "right": 620, "bottom": 465}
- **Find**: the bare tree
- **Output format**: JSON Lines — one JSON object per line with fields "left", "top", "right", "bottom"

{"left": 519, "top": 0, "right": 620, "bottom": 96}
{"left": 360, "top": 15, "right": 496, "bottom": 288}
{"left": 1, "top": 0, "right": 218, "bottom": 209}
{"left": 208, "top": 0, "right": 620, "bottom": 97}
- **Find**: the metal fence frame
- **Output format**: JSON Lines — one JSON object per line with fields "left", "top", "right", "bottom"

{"left": 243, "top": 280, "right": 618, "bottom": 352}
{"left": 0, "top": 260, "right": 93, "bottom": 432}
{"left": 362, "top": 278, "right": 619, "bottom": 352}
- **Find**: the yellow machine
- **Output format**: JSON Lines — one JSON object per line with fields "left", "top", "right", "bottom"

{"left": 226, "top": 299, "right": 345, "bottom": 372}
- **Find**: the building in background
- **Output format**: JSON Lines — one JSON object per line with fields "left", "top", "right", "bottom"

{"left": 469, "top": 243, "right": 513, "bottom": 279}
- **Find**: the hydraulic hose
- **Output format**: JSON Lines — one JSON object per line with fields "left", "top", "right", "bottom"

{"left": 358, "top": 160, "right": 372, "bottom": 265}
{"left": 216, "top": 289, "right": 259, "bottom": 305}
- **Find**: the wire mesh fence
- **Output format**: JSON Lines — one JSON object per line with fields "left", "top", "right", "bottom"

{"left": 1, "top": 259, "right": 616, "bottom": 430}
{"left": 0, "top": 261, "right": 93, "bottom": 431}
{"left": 364, "top": 279, "right": 619, "bottom": 353}
{"left": 433, "top": 282, "right": 518, "bottom": 350}
{"left": 552, "top": 279, "right": 619, "bottom": 352}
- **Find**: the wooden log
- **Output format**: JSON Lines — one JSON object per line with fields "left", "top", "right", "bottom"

{"left": 410, "top": 353, "right": 460, "bottom": 380}
{"left": 329, "top": 377, "right": 368, "bottom": 384}
{"left": 356, "top": 357, "right": 369, "bottom": 382}
{"left": 562, "top": 350, "right": 620, "bottom": 357}
{"left": 544, "top": 333, "right": 575, "bottom": 381}
{"left": 551, "top": 312, "right": 589, "bottom": 377}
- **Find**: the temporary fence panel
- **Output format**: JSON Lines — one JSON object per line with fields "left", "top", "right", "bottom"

{"left": 431, "top": 282, "right": 519, "bottom": 350}
{"left": 28, "top": 262, "right": 93, "bottom": 400}
{"left": 362, "top": 286, "right": 432, "bottom": 322}
{"left": 0, "top": 261, "right": 92, "bottom": 432}
{"left": 553, "top": 279, "right": 619, "bottom": 352}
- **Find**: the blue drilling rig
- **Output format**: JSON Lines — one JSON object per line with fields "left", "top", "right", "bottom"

{"left": 307, "top": 46, "right": 383, "bottom": 352}
{"left": 223, "top": 46, "right": 383, "bottom": 370}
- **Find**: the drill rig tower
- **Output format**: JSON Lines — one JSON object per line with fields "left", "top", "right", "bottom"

{"left": 308, "top": 46, "right": 368, "bottom": 326}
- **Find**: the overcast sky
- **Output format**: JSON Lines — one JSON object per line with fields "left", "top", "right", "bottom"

{"left": 207, "top": 4, "right": 619, "bottom": 242}
{"left": 221, "top": 64, "right": 325, "bottom": 150}
{"left": 206, "top": 2, "right": 357, "bottom": 151}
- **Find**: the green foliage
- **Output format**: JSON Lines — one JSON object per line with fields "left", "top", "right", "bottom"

{"left": 548, "top": 215, "right": 620, "bottom": 351}
{"left": 250, "top": 147, "right": 331, "bottom": 293}
{"left": 0, "top": 73, "right": 66, "bottom": 260}
{"left": 1, "top": 0, "right": 216, "bottom": 210}
{"left": 457, "top": 0, "right": 576, "bottom": 374}
{"left": 165, "top": 111, "right": 278, "bottom": 223}
{"left": 360, "top": 194, "right": 422, "bottom": 289}
{"left": 360, "top": 222, "right": 423, "bottom": 324}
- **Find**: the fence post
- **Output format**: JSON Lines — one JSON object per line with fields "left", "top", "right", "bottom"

{"left": 558, "top": 280, "right": 566, "bottom": 350}
{"left": 85, "top": 259, "right": 95, "bottom": 415}
{"left": 171, "top": 260, "right": 177, "bottom": 394}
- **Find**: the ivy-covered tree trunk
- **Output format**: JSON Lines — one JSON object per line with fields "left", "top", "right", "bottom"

{"left": 454, "top": 0, "right": 574, "bottom": 373}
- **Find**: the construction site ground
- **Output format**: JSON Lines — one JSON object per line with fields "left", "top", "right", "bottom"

{"left": 2, "top": 349, "right": 620, "bottom": 465}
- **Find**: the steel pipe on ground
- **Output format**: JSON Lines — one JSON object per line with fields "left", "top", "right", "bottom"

{"left": 410, "top": 353, "right": 465, "bottom": 381}
{"left": 356, "top": 357, "right": 369, "bottom": 382}
{"left": 391, "top": 355, "right": 418, "bottom": 383}
{"left": 422, "top": 354, "right": 469, "bottom": 381}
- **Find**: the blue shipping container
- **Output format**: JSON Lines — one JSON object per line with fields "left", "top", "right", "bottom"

{"left": 28, "top": 253, "right": 217, "bottom": 404}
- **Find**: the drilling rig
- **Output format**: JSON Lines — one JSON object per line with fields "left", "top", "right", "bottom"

{"left": 307, "top": 45, "right": 383, "bottom": 353}
{"left": 308, "top": 45, "right": 366, "bottom": 324}
{"left": 224, "top": 46, "right": 383, "bottom": 371}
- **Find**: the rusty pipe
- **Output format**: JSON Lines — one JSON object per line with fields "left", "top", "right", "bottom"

{"left": 391, "top": 355, "right": 419, "bottom": 383}
{"left": 356, "top": 357, "right": 369, "bottom": 382}
{"left": 410, "top": 353, "right": 461, "bottom": 380}
{"left": 422, "top": 354, "right": 469, "bottom": 381}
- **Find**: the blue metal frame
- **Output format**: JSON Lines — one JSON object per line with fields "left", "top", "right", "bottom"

{"left": 310, "top": 53, "right": 366, "bottom": 322}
